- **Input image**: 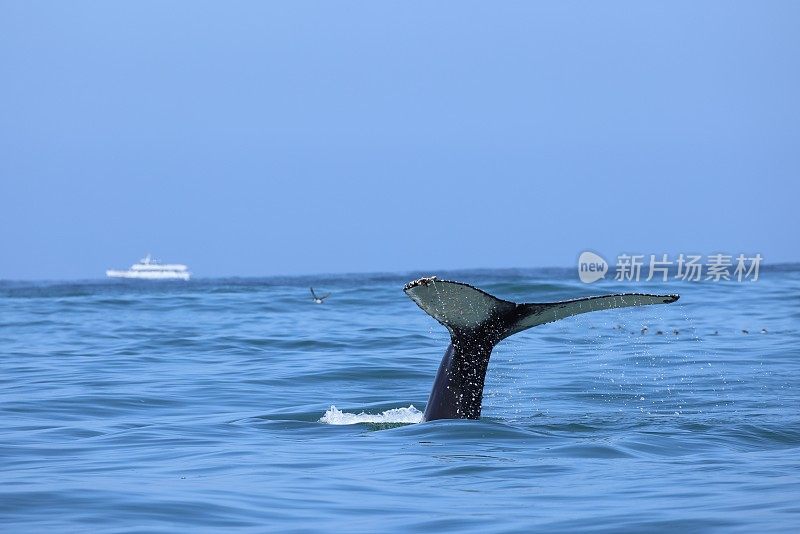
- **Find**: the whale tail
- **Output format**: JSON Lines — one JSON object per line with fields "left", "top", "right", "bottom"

{"left": 404, "top": 277, "right": 678, "bottom": 340}
{"left": 403, "top": 277, "right": 680, "bottom": 421}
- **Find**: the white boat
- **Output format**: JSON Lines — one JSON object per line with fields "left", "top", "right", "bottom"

{"left": 106, "top": 254, "right": 191, "bottom": 280}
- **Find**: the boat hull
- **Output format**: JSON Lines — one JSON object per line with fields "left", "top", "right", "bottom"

{"left": 106, "top": 270, "right": 191, "bottom": 280}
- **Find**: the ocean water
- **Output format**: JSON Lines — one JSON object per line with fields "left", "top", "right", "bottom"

{"left": 2, "top": 267, "right": 799, "bottom": 532}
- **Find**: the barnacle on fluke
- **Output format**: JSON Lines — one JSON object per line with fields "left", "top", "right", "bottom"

{"left": 403, "top": 276, "right": 438, "bottom": 290}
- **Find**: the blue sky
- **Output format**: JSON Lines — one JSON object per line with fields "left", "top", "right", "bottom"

{"left": 1, "top": 2, "right": 797, "bottom": 279}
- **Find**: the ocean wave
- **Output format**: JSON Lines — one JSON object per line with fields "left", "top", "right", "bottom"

{"left": 319, "top": 405, "right": 424, "bottom": 425}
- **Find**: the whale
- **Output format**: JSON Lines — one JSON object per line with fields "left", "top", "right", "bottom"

{"left": 404, "top": 277, "right": 679, "bottom": 422}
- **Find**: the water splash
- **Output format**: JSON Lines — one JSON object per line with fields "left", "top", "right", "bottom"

{"left": 319, "top": 405, "right": 424, "bottom": 425}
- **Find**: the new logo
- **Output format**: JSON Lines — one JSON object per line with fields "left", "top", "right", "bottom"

{"left": 578, "top": 251, "right": 608, "bottom": 283}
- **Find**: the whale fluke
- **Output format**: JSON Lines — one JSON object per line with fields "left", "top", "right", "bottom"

{"left": 404, "top": 277, "right": 679, "bottom": 421}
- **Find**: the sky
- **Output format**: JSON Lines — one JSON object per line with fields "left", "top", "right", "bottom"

{"left": 1, "top": 1, "right": 798, "bottom": 279}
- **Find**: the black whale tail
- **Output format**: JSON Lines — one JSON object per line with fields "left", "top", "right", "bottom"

{"left": 403, "top": 277, "right": 679, "bottom": 421}
{"left": 404, "top": 276, "right": 678, "bottom": 340}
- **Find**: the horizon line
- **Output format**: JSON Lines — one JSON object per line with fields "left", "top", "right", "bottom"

{"left": 2, "top": 261, "right": 799, "bottom": 283}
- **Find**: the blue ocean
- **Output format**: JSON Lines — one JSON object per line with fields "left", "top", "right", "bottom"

{"left": 2, "top": 267, "right": 799, "bottom": 532}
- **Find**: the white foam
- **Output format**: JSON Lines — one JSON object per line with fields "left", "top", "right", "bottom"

{"left": 319, "top": 405, "right": 424, "bottom": 425}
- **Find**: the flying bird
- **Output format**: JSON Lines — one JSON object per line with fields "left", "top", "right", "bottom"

{"left": 310, "top": 287, "right": 330, "bottom": 304}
